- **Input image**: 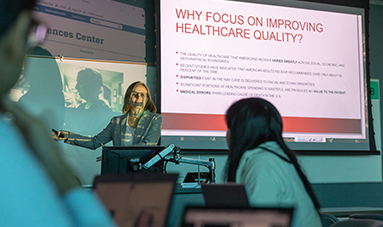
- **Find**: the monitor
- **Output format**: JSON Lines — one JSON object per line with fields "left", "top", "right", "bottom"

{"left": 101, "top": 146, "right": 166, "bottom": 174}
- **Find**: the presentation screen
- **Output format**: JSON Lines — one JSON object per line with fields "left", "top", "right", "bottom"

{"left": 159, "top": 0, "right": 372, "bottom": 151}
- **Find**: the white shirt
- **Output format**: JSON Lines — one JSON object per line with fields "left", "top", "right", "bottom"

{"left": 121, "top": 124, "right": 135, "bottom": 146}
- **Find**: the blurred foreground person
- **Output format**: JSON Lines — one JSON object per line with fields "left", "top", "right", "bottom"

{"left": 0, "top": 0, "right": 116, "bottom": 226}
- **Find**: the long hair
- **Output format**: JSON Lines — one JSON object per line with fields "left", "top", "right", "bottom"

{"left": 225, "top": 97, "right": 320, "bottom": 210}
{"left": 122, "top": 81, "right": 156, "bottom": 114}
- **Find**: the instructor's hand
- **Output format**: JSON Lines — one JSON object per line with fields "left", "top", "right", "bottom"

{"left": 51, "top": 130, "right": 68, "bottom": 141}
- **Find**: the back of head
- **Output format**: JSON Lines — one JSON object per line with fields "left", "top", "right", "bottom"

{"left": 0, "top": 0, "right": 36, "bottom": 98}
{"left": 24, "top": 46, "right": 63, "bottom": 93}
{"left": 226, "top": 97, "right": 283, "bottom": 157}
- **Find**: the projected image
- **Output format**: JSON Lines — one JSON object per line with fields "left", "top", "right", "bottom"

{"left": 9, "top": 53, "right": 148, "bottom": 185}
{"left": 7, "top": 0, "right": 150, "bottom": 186}
{"left": 60, "top": 64, "right": 123, "bottom": 135}
{"left": 62, "top": 68, "right": 119, "bottom": 111}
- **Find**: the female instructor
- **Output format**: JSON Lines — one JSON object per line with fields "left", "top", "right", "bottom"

{"left": 53, "top": 81, "right": 162, "bottom": 149}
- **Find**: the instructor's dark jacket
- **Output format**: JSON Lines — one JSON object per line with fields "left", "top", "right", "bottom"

{"left": 65, "top": 111, "right": 162, "bottom": 149}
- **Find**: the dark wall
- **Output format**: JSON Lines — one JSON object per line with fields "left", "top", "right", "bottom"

{"left": 370, "top": 4, "right": 383, "bottom": 149}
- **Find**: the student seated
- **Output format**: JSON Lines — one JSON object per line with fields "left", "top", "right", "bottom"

{"left": 225, "top": 97, "right": 322, "bottom": 227}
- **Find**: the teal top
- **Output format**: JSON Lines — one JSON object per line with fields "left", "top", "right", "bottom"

{"left": 236, "top": 141, "right": 321, "bottom": 227}
{"left": 0, "top": 114, "right": 116, "bottom": 226}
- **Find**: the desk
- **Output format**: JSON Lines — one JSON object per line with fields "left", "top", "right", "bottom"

{"left": 169, "top": 189, "right": 383, "bottom": 226}
{"left": 87, "top": 184, "right": 383, "bottom": 226}
{"left": 320, "top": 207, "right": 383, "bottom": 218}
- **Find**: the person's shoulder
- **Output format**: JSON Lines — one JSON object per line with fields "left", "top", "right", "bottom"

{"left": 144, "top": 110, "right": 162, "bottom": 118}
{"left": 242, "top": 142, "right": 283, "bottom": 163}
{"left": 92, "top": 100, "right": 113, "bottom": 111}
{"left": 144, "top": 110, "right": 158, "bottom": 115}
{"left": 109, "top": 113, "right": 126, "bottom": 122}
{"left": 153, "top": 112, "right": 162, "bottom": 119}
{"left": 239, "top": 142, "right": 288, "bottom": 178}
{"left": 112, "top": 114, "right": 126, "bottom": 119}
{"left": 243, "top": 142, "right": 274, "bottom": 156}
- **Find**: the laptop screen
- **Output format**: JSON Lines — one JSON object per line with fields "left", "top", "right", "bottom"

{"left": 182, "top": 206, "right": 293, "bottom": 227}
{"left": 93, "top": 173, "right": 178, "bottom": 227}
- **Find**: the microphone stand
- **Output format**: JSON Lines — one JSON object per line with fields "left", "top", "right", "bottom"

{"left": 141, "top": 144, "right": 216, "bottom": 183}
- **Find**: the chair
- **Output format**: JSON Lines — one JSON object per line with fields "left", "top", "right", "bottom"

{"left": 320, "top": 212, "right": 339, "bottom": 227}
{"left": 330, "top": 219, "right": 383, "bottom": 227}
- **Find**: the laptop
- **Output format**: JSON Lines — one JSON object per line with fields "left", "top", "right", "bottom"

{"left": 201, "top": 183, "right": 250, "bottom": 207}
{"left": 93, "top": 172, "right": 178, "bottom": 227}
{"left": 181, "top": 206, "right": 294, "bottom": 227}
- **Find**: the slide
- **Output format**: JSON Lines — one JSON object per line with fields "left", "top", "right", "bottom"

{"left": 160, "top": 0, "right": 367, "bottom": 149}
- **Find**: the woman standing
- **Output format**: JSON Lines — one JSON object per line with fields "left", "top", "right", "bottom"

{"left": 53, "top": 81, "right": 162, "bottom": 149}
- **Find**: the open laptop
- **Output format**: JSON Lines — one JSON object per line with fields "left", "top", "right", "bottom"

{"left": 93, "top": 172, "right": 178, "bottom": 227}
{"left": 201, "top": 183, "right": 250, "bottom": 207}
{"left": 181, "top": 206, "right": 294, "bottom": 227}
